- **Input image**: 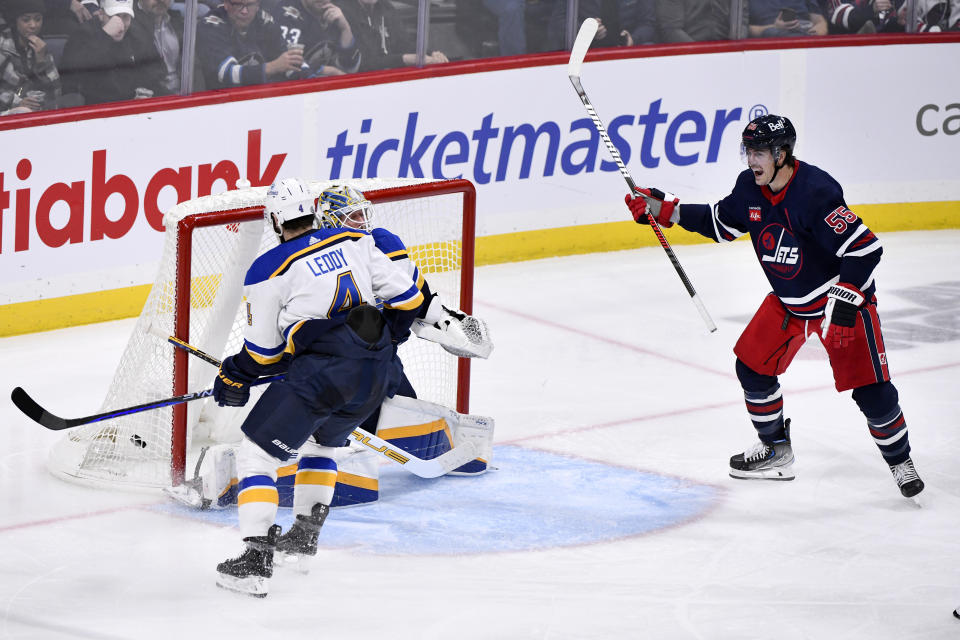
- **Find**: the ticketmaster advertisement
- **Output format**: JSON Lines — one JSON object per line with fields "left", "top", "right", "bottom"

{"left": 0, "top": 41, "right": 957, "bottom": 331}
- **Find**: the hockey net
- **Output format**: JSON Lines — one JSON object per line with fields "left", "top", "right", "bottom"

{"left": 47, "top": 178, "right": 476, "bottom": 489}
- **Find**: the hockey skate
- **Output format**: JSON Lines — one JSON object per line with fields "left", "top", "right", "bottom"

{"left": 276, "top": 503, "right": 329, "bottom": 574}
{"left": 889, "top": 457, "right": 924, "bottom": 499}
{"left": 216, "top": 524, "right": 280, "bottom": 598}
{"left": 729, "top": 419, "right": 795, "bottom": 481}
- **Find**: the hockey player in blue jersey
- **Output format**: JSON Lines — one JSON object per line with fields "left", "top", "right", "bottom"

{"left": 625, "top": 114, "right": 923, "bottom": 500}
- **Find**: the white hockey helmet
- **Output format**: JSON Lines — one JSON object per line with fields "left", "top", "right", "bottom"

{"left": 264, "top": 178, "right": 317, "bottom": 240}
{"left": 317, "top": 184, "right": 373, "bottom": 230}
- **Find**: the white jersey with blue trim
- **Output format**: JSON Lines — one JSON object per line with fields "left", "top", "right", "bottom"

{"left": 370, "top": 227, "right": 424, "bottom": 289}
{"left": 241, "top": 227, "right": 424, "bottom": 366}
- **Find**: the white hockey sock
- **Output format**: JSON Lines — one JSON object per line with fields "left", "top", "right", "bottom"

{"left": 236, "top": 438, "right": 281, "bottom": 539}
{"left": 293, "top": 456, "right": 337, "bottom": 518}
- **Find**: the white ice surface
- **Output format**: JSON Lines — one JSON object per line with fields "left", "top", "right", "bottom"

{"left": 1, "top": 230, "right": 958, "bottom": 639}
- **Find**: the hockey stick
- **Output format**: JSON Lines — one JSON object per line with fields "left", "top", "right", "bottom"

{"left": 10, "top": 375, "right": 284, "bottom": 431}
{"left": 567, "top": 18, "right": 717, "bottom": 333}
{"left": 163, "top": 336, "right": 479, "bottom": 479}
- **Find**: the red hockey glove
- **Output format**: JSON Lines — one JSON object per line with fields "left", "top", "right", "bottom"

{"left": 625, "top": 188, "right": 680, "bottom": 227}
{"left": 820, "top": 283, "right": 864, "bottom": 348}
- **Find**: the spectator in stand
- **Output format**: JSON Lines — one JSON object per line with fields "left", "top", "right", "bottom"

{"left": 749, "top": 0, "right": 828, "bottom": 37}
{"left": 339, "top": 0, "right": 447, "bottom": 71}
{"left": 657, "top": 0, "right": 734, "bottom": 42}
{"left": 0, "top": 0, "right": 62, "bottom": 114}
{"left": 547, "top": 0, "right": 657, "bottom": 51}
{"left": 196, "top": 0, "right": 302, "bottom": 88}
{"left": 60, "top": 0, "right": 162, "bottom": 104}
{"left": 127, "top": 0, "right": 184, "bottom": 94}
{"left": 819, "top": 1, "right": 905, "bottom": 34}
{"left": 481, "top": 0, "right": 527, "bottom": 56}
{"left": 275, "top": 0, "right": 360, "bottom": 76}
{"left": 41, "top": 0, "right": 95, "bottom": 35}
{"left": 914, "top": 0, "right": 960, "bottom": 30}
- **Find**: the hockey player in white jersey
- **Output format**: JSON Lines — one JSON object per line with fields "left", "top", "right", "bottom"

{"left": 213, "top": 178, "right": 430, "bottom": 597}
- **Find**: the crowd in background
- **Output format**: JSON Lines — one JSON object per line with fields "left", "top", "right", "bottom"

{"left": 1, "top": 0, "right": 957, "bottom": 114}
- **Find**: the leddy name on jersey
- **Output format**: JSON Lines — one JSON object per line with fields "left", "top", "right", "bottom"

{"left": 307, "top": 247, "right": 349, "bottom": 277}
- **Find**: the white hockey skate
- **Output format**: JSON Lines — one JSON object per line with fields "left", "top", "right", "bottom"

{"left": 729, "top": 420, "right": 795, "bottom": 481}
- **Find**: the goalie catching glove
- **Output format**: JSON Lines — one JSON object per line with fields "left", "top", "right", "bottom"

{"left": 412, "top": 294, "right": 493, "bottom": 359}
{"left": 820, "top": 283, "right": 864, "bottom": 348}
{"left": 625, "top": 188, "right": 680, "bottom": 227}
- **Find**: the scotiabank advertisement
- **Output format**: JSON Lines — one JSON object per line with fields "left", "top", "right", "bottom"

{"left": 1, "top": 41, "right": 958, "bottom": 314}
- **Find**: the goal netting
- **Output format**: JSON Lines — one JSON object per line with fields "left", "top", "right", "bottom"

{"left": 47, "top": 178, "right": 476, "bottom": 489}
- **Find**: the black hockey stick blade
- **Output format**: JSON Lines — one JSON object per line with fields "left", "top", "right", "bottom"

{"left": 11, "top": 387, "right": 70, "bottom": 430}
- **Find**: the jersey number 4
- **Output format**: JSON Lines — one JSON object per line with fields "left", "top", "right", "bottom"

{"left": 825, "top": 206, "right": 858, "bottom": 234}
{"left": 328, "top": 271, "right": 364, "bottom": 318}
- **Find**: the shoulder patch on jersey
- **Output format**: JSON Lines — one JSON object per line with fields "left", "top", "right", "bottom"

{"left": 260, "top": 10, "right": 275, "bottom": 24}
{"left": 281, "top": 5, "right": 301, "bottom": 19}
{"left": 371, "top": 227, "right": 409, "bottom": 256}
{"left": 203, "top": 14, "right": 225, "bottom": 25}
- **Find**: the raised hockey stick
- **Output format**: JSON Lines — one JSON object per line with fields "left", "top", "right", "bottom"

{"left": 567, "top": 18, "right": 717, "bottom": 333}
{"left": 10, "top": 375, "right": 284, "bottom": 431}
{"left": 163, "top": 336, "right": 479, "bottom": 479}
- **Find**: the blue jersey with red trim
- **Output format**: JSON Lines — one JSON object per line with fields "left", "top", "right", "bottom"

{"left": 676, "top": 161, "right": 883, "bottom": 318}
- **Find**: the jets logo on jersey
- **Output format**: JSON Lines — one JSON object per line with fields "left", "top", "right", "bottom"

{"left": 749, "top": 206, "right": 762, "bottom": 222}
{"left": 757, "top": 223, "right": 802, "bottom": 279}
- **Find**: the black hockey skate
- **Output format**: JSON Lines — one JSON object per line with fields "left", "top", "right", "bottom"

{"left": 889, "top": 457, "right": 924, "bottom": 498}
{"left": 276, "top": 503, "right": 329, "bottom": 574}
{"left": 729, "top": 419, "right": 795, "bottom": 481}
{"left": 216, "top": 524, "right": 280, "bottom": 598}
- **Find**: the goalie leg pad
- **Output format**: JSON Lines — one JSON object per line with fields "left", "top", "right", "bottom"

{"left": 164, "top": 443, "right": 240, "bottom": 510}
{"left": 167, "top": 441, "right": 382, "bottom": 511}
{"left": 328, "top": 443, "right": 380, "bottom": 507}
{"left": 375, "top": 396, "right": 495, "bottom": 475}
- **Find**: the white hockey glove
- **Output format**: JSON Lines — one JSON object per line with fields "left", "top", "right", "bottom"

{"left": 412, "top": 295, "right": 493, "bottom": 359}
{"left": 820, "top": 283, "right": 864, "bottom": 348}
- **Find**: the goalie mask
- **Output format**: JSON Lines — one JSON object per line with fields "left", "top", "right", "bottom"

{"left": 317, "top": 185, "right": 373, "bottom": 230}
{"left": 264, "top": 177, "right": 317, "bottom": 241}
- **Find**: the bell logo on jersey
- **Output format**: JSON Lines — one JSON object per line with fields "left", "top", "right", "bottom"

{"left": 749, "top": 206, "right": 762, "bottom": 222}
{"left": 757, "top": 223, "right": 802, "bottom": 280}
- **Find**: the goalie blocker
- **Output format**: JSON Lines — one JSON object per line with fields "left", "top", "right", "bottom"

{"left": 166, "top": 396, "right": 495, "bottom": 510}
